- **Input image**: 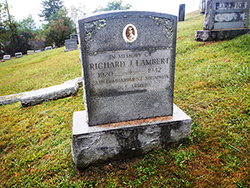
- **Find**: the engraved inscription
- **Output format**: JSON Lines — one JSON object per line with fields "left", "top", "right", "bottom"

{"left": 88, "top": 50, "right": 171, "bottom": 95}
{"left": 210, "top": 0, "right": 250, "bottom": 29}
{"left": 215, "top": 13, "right": 245, "bottom": 22}
{"left": 216, "top": 2, "right": 248, "bottom": 10}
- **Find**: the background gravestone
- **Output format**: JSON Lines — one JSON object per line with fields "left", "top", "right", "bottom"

{"left": 200, "top": 0, "right": 206, "bottom": 14}
{"left": 196, "top": 0, "right": 250, "bottom": 41}
{"left": 179, "top": 4, "right": 186, "bottom": 21}
{"left": 15, "top": 52, "right": 22, "bottom": 58}
{"left": 52, "top": 42, "right": 56, "bottom": 49}
{"left": 27, "top": 50, "right": 35, "bottom": 55}
{"left": 45, "top": 46, "right": 52, "bottom": 51}
{"left": 64, "top": 39, "right": 78, "bottom": 52}
{"left": 70, "top": 34, "right": 78, "bottom": 43}
{"left": 72, "top": 11, "right": 192, "bottom": 169}
{"left": 3, "top": 55, "right": 11, "bottom": 60}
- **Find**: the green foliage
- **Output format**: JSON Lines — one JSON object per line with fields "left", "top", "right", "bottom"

{"left": 93, "top": 0, "right": 132, "bottom": 13}
{"left": 171, "top": 147, "right": 196, "bottom": 168}
{"left": 0, "top": 2, "right": 9, "bottom": 42}
{"left": 39, "top": 0, "right": 64, "bottom": 22}
{"left": 38, "top": 0, "right": 75, "bottom": 46}
{"left": 43, "top": 7, "right": 75, "bottom": 46}
{"left": 0, "top": 11, "right": 250, "bottom": 187}
{"left": 0, "top": 1, "right": 19, "bottom": 57}
{"left": 17, "top": 14, "right": 36, "bottom": 33}
{"left": 0, "top": 3, "right": 39, "bottom": 56}
{"left": 0, "top": 3, "right": 8, "bottom": 57}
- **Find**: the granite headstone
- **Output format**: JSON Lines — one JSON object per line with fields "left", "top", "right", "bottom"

{"left": 70, "top": 34, "right": 78, "bottom": 40}
{"left": 79, "top": 11, "right": 177, "bottom": 126}
{"left": 72, "top": 11, "right": 192, "bottom": 169}
{"left": 27, "top": 50, "right": 35, "bottom": 55}
{"left": 70, "top": 34, "right": 78, "bottom": 44}
{"left": 64, "top": 39, "right": 78, "bottom": 52}
{"left": 200, "top": 0, "right": 206, "bottom": 14}
{"left": 179, "top": 4, "right": 186, "bottom": 21}
{"left": 196, "top": 0, "right": 250, "bottom": 41}
{"left": 15, "top": 52, "right": 22, "bottom": 58}
{"left": 3, "top": 55, "right": 11, "bottom": 60}
{"left": 45, "top": 46, "right": 52, "bottom": 51}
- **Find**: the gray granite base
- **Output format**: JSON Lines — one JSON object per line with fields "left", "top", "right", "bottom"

{"left": 71, "top": 104, "right": 192, "bottom": 169}
{"left": 195, "top": 29, "right": 250, "bottom": 41}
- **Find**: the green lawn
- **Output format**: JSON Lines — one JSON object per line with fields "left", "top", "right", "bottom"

{"left": 0, "top": 48, "right": 81, "bottom": 96}
{"left": 0, "top": 11, "right": 249, "bottom": 187}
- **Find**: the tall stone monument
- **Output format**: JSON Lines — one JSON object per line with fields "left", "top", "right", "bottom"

{"left": 72, "top": 11, "right": 192, "bottom": 169}
{"left": 200, "top": 0, "right": 206, "bottom": 14}
{"left": 196, "top": 0, "right": 250, "bottom": 41}
{"left": 179, "top": 4, "right": 186, "bottom": 21}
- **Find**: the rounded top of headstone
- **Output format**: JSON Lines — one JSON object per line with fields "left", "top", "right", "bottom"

{"left": 78, "top": 10, "right": 177, "bottom": 23}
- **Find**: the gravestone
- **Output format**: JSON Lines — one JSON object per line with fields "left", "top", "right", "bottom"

{"left": 52, "top": 42, "right": 56, "bottom": 49}
{"left": 200, "top": 0, "right": 206, "bottom": 14}
{"left": 196, "top": 0, "right": 250, "bottom": 41}
{"left": 15, "top": 52, "right": 22, "bottom": 58}
{"left": 179, "top": 4, "right": 186, "bottom": 21}
{"left": 45, "top": 46, "right": 52, "bottom": 51}
{"left": 64, "top": 39, "right": 78, "bottom": 52}
{"left": 35, "top": 50, "right": 41, "bottom": 53}
{"left": 3, "top": 55, "right": 11, "bottom": 60}
{"left": 72, "top": 11, "right": 192, "bottom": 169}
{"left": 70, "top": 34, "right": 78, "bottom": 42}
{"left": 27, "top": 50, "right": 35, "bottom": 55}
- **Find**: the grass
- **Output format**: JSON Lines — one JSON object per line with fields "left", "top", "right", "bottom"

{"left": 0, "top": 48, "right": 81, "bottom": 96}
{"left": 0, "top": 11, "right": 250, "bottom": 187}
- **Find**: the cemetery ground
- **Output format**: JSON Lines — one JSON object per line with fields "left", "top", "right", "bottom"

{"left": 0, "top": 11, "right": 249, "bottom": 187}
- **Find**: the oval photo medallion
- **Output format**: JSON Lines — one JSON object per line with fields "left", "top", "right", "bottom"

{"left": 123, "top": 24, "right": 137, "bottom": 43}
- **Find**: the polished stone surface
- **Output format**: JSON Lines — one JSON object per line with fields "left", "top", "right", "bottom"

{"left": 78, "top": 11, "right": 177, "bottom": 126}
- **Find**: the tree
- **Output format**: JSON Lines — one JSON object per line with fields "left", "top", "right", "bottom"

{"left": 0, "top": 0, "right": 20, "bottom": 56}
{"left": 43, "top": 7, "right": 74, "bottom": 46}
{"left": 93, "top": 0, "right": 132, "bottom": 13}
{"left": 39, "top": 0, "right": 64, "bottom": 22}
{"left": 0, "top": 1, "right": 39, "bottom": 56}
{"left": 18, "top": 14, "right": 36, "bottom": 33}
{"left": 16, "top": 15, "right": 37, "bottom": 51}
{"left": 0, "top": 2, "right": 9, "bottom": 56}
{"left": 39, "top": 0, "right": 75, "bottom": 47}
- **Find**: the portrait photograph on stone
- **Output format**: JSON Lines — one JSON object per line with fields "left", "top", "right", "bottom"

{"left": 123, "top": 24, "right": 138, "bottom": 43}
{"left": 1, "top": 0, "right": 250, "bottom": 186}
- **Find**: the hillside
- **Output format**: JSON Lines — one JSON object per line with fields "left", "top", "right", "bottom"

{"left": 0, "top": 48, "right": 81, "bottom": 96}
{"left": 0, "top": 11, "right": 250, "bottom": 187}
